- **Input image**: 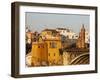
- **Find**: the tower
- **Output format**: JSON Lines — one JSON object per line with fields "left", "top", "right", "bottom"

{"left": 81, "top": 24, "right": 85, "bottom": 48}
{"left": 76, "top": 24, "right": 85, "bottom": 48}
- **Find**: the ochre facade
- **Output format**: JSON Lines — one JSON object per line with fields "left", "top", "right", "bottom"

{"left": 31, "top": 29, "right": 62, "bottom": 66}
{"left": 31, "top": 42, "right": 48, "bottom": 66}
{"left": 44, "top": 39, "right": 62, "bottom": 66}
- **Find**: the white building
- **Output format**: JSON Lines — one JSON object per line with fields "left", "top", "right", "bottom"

{"left": 85, "top": 31, "right": 90, "bottom": 43}
{"left": 56, "top": 28, "right": 78, "bottom": 39}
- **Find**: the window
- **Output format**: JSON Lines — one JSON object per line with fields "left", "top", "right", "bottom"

{"left": 67, "top": 29, "right": 70, "bottom": 32}
{"left": 76, "top": 35, "right": 78, "bottom": 38}
{"left": 54, "top": 53, "right": 55, "bottom": 56}
{"left": 52, "top": 32, "right": 56, "bottom": 36}
{"left": 72, "top": 36, "right": 74, "bottom": 39}
{"left": 66, "top": 35, "right": 69, "bottom": 39}
{"left": 50, "top": 42, "right": 57, "bottom": 48}
{"left": 38, "top": 46, "right": 40, "bottom": 48}
{"left": 48, "top": 53, "right": 50, "bottom": 56}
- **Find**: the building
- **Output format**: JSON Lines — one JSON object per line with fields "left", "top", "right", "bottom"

{"left": 40, "top": 29, "right": 62, "bottom": 65}
{"left": 26, "top": 27, "right": 32, "bottom": 43}
{"left": 26, "top": 30, "right": 33, "bottom": 54}
{"left": 31, "top": 38, "right": 62, "bottom": 66}
{"left": 29, "top": 28, "right": 63, "bottom": 66}
{"left": 40, "top": 28, "right": 60, "bottom": 40}
{"left": 85, "top": 31, "right": 90, "bottom": 43}
{"left": 56, "top": 28, "right": 78, "bottom": 39}
{"left": 26, "top": 27, "right": 31, "bottom": 32}
{"left": 44, "top": 38, "right": 62, "bottom": 66}
{"left": 26, "top": 26, "right": 89, "bottom": 66}
{"left": 31, "top": 42, "right": 48, "bottom": 66}
{"left": 32, "top": 31, "right": 40, "bottom": 42}
{"left": 76, "top": 24, "right": 86, "bottom": 48}
{"left": 26, "top": 27, "right": 40, "bottom": 43}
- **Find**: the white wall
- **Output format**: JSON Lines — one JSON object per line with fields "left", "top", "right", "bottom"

{"left": 0, "top": 0, "right": 100, "bottom": 80}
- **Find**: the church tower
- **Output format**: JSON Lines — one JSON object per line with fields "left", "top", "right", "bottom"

{"left": 76, "top": 24, "right": 85, "bottom": 48}
{"left": 81, "top": 24, "right": 85, "bottom": 48}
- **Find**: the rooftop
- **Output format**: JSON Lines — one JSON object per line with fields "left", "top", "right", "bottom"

{"left": 56, "top": 28, "right": 72, "bottom": 32}
{"left": 56, "top": 28, "right": 67, "bottom": 30}
{"left": 42, "top": 28, "right": 59, "bottom": 33}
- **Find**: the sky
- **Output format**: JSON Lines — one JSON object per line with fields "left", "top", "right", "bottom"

{"left": 25, "top": 12, "right": 90, "bottom": 34}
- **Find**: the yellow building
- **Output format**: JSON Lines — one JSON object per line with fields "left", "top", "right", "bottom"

{"left": 30, "top": 28, "right": 62, "bottom": 66}
{"left": 31, "top": 42, "right": 48, "bottom": 66}
{"left": 44, "top": 38, "right": 62, "bottom": 66}
{"left": 40, "top": 29, "right": 62, "bottom": 65}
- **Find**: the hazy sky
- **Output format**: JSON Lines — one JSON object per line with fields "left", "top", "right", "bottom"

{"left": 25, "top": 12, "right": 90, "bottom": 33}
